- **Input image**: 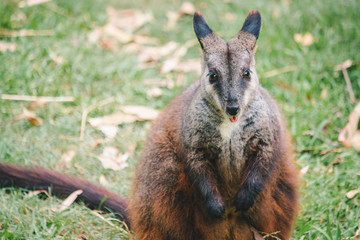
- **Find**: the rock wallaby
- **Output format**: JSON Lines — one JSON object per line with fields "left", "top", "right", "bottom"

{"left": 0, "top": 10, "right": 298, "bottom": 240}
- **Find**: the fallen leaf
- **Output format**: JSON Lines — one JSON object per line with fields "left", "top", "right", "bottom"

{"left": 103, "top": 23, "right": 132, "bottom": 43}
{"left": 294, "top": 32, "right": 314, "bottom": 46}
{"left": 346, "top": 189, "right": 359, "bottom": 199}
{"left": 88, "top": 112, "right": 138, "bottom": 127}
{"left": 0, "top": 41, "right": 17, "bottom": 52}
{"left": 19, "top": 0, "right": 51, "bottom": 8}
{"left": 27, "top": 99, "right": 46, "bottom": 110}
{"left": 338, "top": 102, "right": 360, "bottom": 151}
{"left": 160, "top": 40, "right": 196, "bottom": 73}
{"left": 179, "top": 2, "right": 195, "bottom": 16}
{"left": 300, "top": 165, "right": 309, "bottom": 177}
{"left": 97, "top": 146, "right": 128, "bottom": 171}
{"left": 335, "top": 59, "right": 352, "bottom": 71}
{"left": 353, "top": 223, "right": 360, "bottom": 239}
{"left": 97, "top": 125, "right": 118, "bottom": 139}
{"left": 12, "top": 105, "right": 43, "bottom": 126}
{"left": 25, "top": 190, "right": 49, "bottom": 198}
{"left": 136, "top": 41, "right": 178, "bottom": 64}
{"left": 328, "top": 157, "right": 344, "bottom": 173}
{"left": 56, "top": 189, "right": 83, "bottom": 211}
{"left": 146, "top": 87, "right": 163, "bottom": 98}
{"left": 272, "top": 9, "right": 280, "bottom": 19}
{"left": 320, "top": 87, "right": 328, "bottom": 99}
{"left": 127, "top": 142, "right": 137, "bottom": 157}
{"left": 59, "top": 150, "right": 76, "bottom": 164}
{"left": 225, "top": 12, "right": 236, "bottom": 22}
{"left": 99, "top": 174, "right": 109, "bottom": 186}
{"left": 171, "top": 59, "right": 202, "bottom": 75}
{"left": 106, "top": 7, "right": 152, "bottom": 33}
{"left": 120, "top": 105, "right": 159, "bottom": 120}
{"left": 166, "top": 11, "right": 180, "bottom": 29}
{"left": 166, "top": 2, "right": 195, "bottom": 29}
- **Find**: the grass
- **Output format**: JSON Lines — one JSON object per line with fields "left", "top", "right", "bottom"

{"left": 0, "top": 0, "right": 359, "bottom": 239}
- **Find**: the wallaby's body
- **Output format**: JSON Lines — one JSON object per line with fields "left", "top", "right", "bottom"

{"left": 0, "top": 11, "right": 298, "bottom": 240}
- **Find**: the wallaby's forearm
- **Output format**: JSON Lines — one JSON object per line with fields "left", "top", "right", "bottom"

{"left": 185, "top": 159, "right": 225, "bottom": 218}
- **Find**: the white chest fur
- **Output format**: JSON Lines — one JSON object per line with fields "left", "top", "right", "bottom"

{"left": 218, "top": 118, "right": 241, "bottom": 140}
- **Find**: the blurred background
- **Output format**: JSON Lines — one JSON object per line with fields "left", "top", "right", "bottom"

{"left": 0, "top": 0, "right": 359, "bottom": 239}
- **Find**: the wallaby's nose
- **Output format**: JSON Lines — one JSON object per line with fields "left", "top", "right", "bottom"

{"left": 226, "top": 104, "right": 240, "bottom": 116}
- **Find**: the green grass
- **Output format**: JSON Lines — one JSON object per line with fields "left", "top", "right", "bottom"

{"left": 0, "top": 0, "right": 359, "bottom": 239}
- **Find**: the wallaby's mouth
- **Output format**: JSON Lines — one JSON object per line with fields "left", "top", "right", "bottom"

{"left": 229, "top": 115, "right": 238, "bottom": 122}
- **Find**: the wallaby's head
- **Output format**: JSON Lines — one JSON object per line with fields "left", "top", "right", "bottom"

{"left": 193, "top": 11, "right": 261, "bottom": 123}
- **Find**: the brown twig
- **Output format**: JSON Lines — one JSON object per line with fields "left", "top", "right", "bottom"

{"left": 0, "top": 29, "right": 53, "bottom": 37}
{"left": 2, "top": 94, "right": 74, "bottom": 102}
{"left": 79, "top": 97, "right": 116, "bottom": 141}
{"left": 262, "top": 65, "right": 296, "bottom": 78}
{"left": 335, "top": 59, "right": 356, "bottom": 103}
{"left": 342, "top": 68, "right": 356, "bottom": 103}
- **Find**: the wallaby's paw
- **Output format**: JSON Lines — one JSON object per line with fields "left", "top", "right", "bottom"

{"left": 205, "top": 196, "right": 225, "bottom": 219}
{"left": 234, "top": 190, "right": 255, "bottom": 212}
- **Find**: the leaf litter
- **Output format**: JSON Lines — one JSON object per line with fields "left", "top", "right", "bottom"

{"left": 338, "top": 102, "right": 360, "bottom": 151}
{"left": 97, "top": 146, "right": 129, "bottom": 171}
{"left": 54, "top": 189, "right": 83, "bottom": 212}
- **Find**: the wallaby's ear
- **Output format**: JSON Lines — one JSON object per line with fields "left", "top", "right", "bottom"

{"left": 193, "top": 11, "right": 213, "bottom": 48}
{"left": 241, "top": 10, "right": 261, "bottom": 39}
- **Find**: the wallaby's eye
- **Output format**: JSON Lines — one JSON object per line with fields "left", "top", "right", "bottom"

{"left": 207, "top": 71, "right": 218, "bottom": 83}
{"left": 242, "top": 69, "right": 251, "bottom": 79}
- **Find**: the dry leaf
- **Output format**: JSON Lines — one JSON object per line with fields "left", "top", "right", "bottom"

{"left": 88, "top": 112, "right": 138, "bottom": 127}
{"left": 19, "top": 0, "right": 51, "bottom": 8}
{"left": 335, "top": 59, "right": 352, "bottom": 71}
{"left": 166, "top": 11, "right": 180, "bottom": 29}
{"left": 320, "top": 87, "right": 328, "bottom": 99}
{"left": 59, "top": 150, "right": 76, "bottom": 164}
{"left": 99, "top": 174, "right": 109, "bottom": 186}
{"left": 300, "top": 165, "right": 309, "bottom": 177}
{"left": 97, "top": 125, "right": 118, "bottom": 139}
{"left": 166, "top": 2, "right": 195, "bottom": 29}
{"left": 174, "top": 59, "right": 202, "bottom": 75}
{"left": 294, "top": 32, "right": 314, "bottom": 46}
{"left": 12, "top": 106, "right": 43, "bottom": 126}
{"left": 88, "top": 8, "right": 152, "bottom": 48}
{"left": 27, "top": 100, "right": 46, "bottom": 109}
{"left": 179, "top": 2, "right": 195, "bottom": 16}
{"left": 25, "top": 190, "right": 49, "bottom": 198}
{"left": 338, "top": 102, "right": 360, "bottom": 151}
{"left": 106, "top": 7, "right": 152, "bottom": 33}
{"left": 160, "top": 40, "right": 196, "bottom": 73}
{"left": 136, "top": 41, "right": 178, "bottom": 64}
{"left": 97, "top": 146, "right": 128, "bottom": 171}
{"left": 0, "top": 41, "right": 16, "bottom": 52}
{"left": 225, "top": 12, "right": 236, "bottom": 22}
{"left": 56, "top": 189, "right": 83, "bottom": 211}
{"left": 103, "top": 24, "right": 132, "bottom": 43}
{"left": 146, "top": 87, "right": 163, "bottom": 98}
{"left": 120, "top": 105, "right": 159, "bottom": 120}
{"left": 346, "top": 189, "right": 359, "bottom": 199}
{"left": 128, "top": 143, "right": 137, "bottom": 157}
{"left": 353, "top": 223, "right": 360, "bottom": 239}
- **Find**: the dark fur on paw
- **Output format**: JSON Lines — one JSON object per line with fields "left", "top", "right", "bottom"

{"left": 205, "top": 196, "right": 225, "bottom": 219}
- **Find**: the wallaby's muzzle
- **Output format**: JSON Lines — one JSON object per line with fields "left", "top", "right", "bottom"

{"left": 226, "top": 101, "right": 240, "bottom": 122}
